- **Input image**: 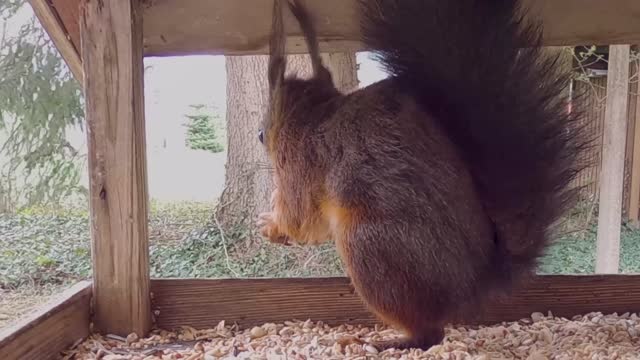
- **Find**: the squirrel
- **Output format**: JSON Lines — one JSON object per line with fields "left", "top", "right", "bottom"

{"left": 256, "top": 0, "right": 592, "bottom": 351}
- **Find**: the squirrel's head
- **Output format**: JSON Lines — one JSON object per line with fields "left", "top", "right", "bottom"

{"left": 259, "top": 0, "right": 340, "bottom": 156}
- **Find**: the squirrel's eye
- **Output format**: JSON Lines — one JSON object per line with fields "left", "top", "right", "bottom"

{"left": 258, "top": 129, "right": 264, "bottom": 144}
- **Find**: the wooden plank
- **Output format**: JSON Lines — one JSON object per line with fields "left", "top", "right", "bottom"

{"left": 0, "top": 282, "right": 91, "bottom": 360}
{"left": 50, "top": 0, "right": 81, "bottom": 54}
{"left": 622, "top": 81, "right": 636, "bottom": 219}
{"left": 142, "top": 0, "right": 640, "bottom": 56}
{"left": 27, "top": 0, "right": 83, "bottom": 82}
{"left": 151, "top": 275, "right": 640, "bottom": 330}
{"left": 34, "top": 0, "right": 640, "bottom": 58}
{"left": 629, "top": 59, "right": 640, "bottom": 226}
{"left": 595, "top": 45, "right": 631, "bottom": 274}
{"left": 80, "top": 0, "right": 152, "bottom": 337}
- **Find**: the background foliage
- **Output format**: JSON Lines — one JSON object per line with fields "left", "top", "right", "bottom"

{"left": 0, "top": 1, "right": 85, "bottom": 211}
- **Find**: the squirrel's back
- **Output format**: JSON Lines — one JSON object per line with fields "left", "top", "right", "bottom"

{"left": 359, "top": 0, "right": 592, "bottom": 284}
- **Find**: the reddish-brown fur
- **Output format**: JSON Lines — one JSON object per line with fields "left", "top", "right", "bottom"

{"left": 257, "top": 0, "right": 593, "bottom": 351}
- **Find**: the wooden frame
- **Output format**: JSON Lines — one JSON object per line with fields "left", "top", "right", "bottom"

{"left": 4, "top": 0, "right": 640, "bottom": 358}
{"left": 150, "top": 276, "right": 640, "bottom": 330}
{"left": 32, "top": 0, "right": 640, "bottom": 58}
{"left": 142, "top": 0, "right": 640, "bottom": 55}
{"left": 0, "top": 282, "right": 91, "bottom": 360}
{"left": 595, "top": 45, "right": 631, "bottom": 273}
{"left": 27, "top": 0, "right": 83, "bottom": 82}
{"left": 628, "top": 57, "right": 640, "bottom": 225}
{"left": 4, "top": 275, "right": 640, "bottom": 359}
{"left": 80, "top": 0, "right": 152, "bottom": 336}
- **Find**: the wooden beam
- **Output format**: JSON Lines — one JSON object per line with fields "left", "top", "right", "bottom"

{"left": 142, "top": 0, "right": 640, "bottom": 56}
{"left": 0, "top": 282, "right": 91, "bottom": 360}
{"left": 80, "top": 0, "right": 152, "bottom": 337}
{"left": 144, "top": 0, "right": 640, "bottom": 56}
{"left": 629, "top": 58, "right": 640, "bottom": 226}
{"left": 50, "top": 0, "right": 81, "bottom": 52}
{"left": 151, "top": 275, "right": 640, "bottom": 330}
{"left": 27, "top": 0, "right": 83, "bottom": 83}
{"left": 32, "top": 0, "right": 640, "bottom": 58}
{"left": 595, "top": 45, "right": 631, "bottom": 274}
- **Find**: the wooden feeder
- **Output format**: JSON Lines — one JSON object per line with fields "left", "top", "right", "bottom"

{"left": 2, "top": 0, "right": 640, "bottom": 359}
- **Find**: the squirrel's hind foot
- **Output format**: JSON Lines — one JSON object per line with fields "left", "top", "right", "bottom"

{"left": 371, "top": 328, "right": 444, "bottom": 352}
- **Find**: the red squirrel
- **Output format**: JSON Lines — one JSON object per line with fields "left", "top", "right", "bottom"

{"left": 256, "top": 0, "right": 591, "bottom": 351}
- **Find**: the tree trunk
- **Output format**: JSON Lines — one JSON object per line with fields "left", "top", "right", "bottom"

{"left": 217, "top": 53, "right": 358, "bottom": 230}
{"left": 321, "top": 53, "right": 359, "bottom": 92}
{"left": 216, "top": 55, "right": 270, "bottom": 227}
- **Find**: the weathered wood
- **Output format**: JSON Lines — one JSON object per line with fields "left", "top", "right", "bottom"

{"left": 80, "top": 0, "right": 152, "bottom": 336}
{"left": 151, "top": 275, "right": 640, "bottom": 330}
{"left": 595, "top": 45, "right": 631, "bottom": 274}
{"left": 0, "top": 282, "right": 91, "bottom": 360}
{"left": 34, "top": 0, "right": 640, "bottom": 59}
{"left": 629, "top": 59, "right": 640, "bottom": 225}
{"left": 139, "top": 0, "right": 640, "bottom": 56}
{"left": 27, "top": 0, "right": 83, "bottom": 82}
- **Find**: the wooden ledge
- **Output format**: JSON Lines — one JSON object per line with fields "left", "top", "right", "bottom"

{"left": 0, "top": 281, "right": 92, "bottom": 360}
{"left": 2, "top": 275, "right": 639, "bottom": 359}
{"left": 150, "top": 275, "right": 640, "bottom": 330}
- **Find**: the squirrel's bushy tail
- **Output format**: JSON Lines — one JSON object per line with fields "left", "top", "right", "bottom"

{"left": 359, "top": 0, "right": 592, "bottom": 281}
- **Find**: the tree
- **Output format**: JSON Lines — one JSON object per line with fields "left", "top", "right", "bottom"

{"left": 0, "top": 2, "right": 85, "bottom": 210}
{"left": 183, "top": 104, "right": 225, "bottom": 153}
{"left": 319, "top": 53, "right": 359, "bottom": 92}
{"left": 216, "top": 53, "right": 358, "bottom": 229}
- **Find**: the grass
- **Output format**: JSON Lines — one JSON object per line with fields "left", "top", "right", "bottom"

{"left": 2, "top": 200, "right": 640, "bottom": 328}
{"left": 0, "top": 201, "right": 344, "bottom": 291}
{"left": 539, "top": 222, "right": 640, "bottom": 274}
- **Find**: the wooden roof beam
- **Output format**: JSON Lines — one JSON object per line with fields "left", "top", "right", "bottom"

{"left": 29, "top": 0, "right": 640, "bottom": 60}
{"left": 143, "top": 0, "right": 640, "bottom": 56}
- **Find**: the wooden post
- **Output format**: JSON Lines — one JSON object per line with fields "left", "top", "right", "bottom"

{"left": 628, "top": 57, "right": 640, "bottom": 226}
{"left": 80, "top": 0, "right": 151, "bottom": 336}
{"left": 595, "top": 45, "right": 631, "bottom": 274}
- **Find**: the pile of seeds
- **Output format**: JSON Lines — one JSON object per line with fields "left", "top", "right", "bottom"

{"left": 61, "top": 312, "right": 640, "bottom": 359}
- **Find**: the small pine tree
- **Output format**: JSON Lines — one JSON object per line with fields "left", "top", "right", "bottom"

{"left": 183, "top": 104, "right": 225, "bottom": 153}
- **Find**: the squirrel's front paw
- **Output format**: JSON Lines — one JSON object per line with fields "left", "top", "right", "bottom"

{"left": 257, "top": 212, "right": 292, "bottom": 246}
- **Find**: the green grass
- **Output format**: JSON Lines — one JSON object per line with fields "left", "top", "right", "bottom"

{"left": 539, "top": 223, "right": 640, "bottom": 274}
{"left": 0, "top": 201, "right": 344, "bottom": 290}
{"left": 0, "top": 211, "right": 91, "bottom": 287}
{"left": 2, "top": 202, "right": 640, "bottom": 292}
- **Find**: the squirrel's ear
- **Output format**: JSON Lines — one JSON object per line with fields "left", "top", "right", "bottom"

{"left": 269, "top": 0, "right": 286, "bottom": 92}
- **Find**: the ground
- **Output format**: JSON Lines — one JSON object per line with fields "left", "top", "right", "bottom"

{"left": 0, "top": 201, "right": 343, "bottom": 329}
{"left": 1, "top": 201, "right": 639, "bottom": 330}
